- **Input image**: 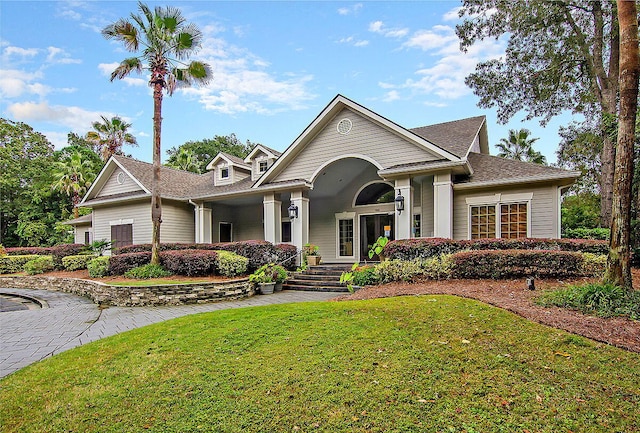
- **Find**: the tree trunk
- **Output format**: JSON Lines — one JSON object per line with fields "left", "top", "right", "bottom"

{"left": 151, "top": 81, "right": 163, "bottom": 265}
{"left": 606, "top": 0, "right": 638, "bottom": 290}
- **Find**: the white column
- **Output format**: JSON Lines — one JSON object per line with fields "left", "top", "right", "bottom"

{"left": 433, "top": 172, "right": 453, "bottom": 238}
{"left": 394, "top": 178, "right": 413, "bottom": 240}
{"left": 193, "top": 201, "right": 212, "bottom": 243}
{"left": 263, "top": 193, "right": 282, "bottom": 244}
{"left": 290, "top": 190, "right": 309, "bottom": 252}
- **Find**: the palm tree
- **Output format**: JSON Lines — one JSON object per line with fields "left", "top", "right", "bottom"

{"left": 102, "top": 2, "right": 212, "bottom": 264}
{"left": 165, "top": 147, "right": 200, "bottom": 173}
{"left": 52, "top": 151, "right": 97, "bottom": 218}
{"left": 496, "top": 128, "right": 547, "bottom": 165}
{"left": 86, "top": 115, "right": 138, "bottom": 162}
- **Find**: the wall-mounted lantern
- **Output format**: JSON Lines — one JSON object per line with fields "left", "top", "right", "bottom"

{"left": 395, "top": 190, "right": 405, "bottom": 214}
{"left": 288, "top": 203, "right": 299, "bottom": 219}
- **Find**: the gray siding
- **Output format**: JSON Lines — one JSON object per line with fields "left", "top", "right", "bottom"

{"left": 92, "top": 200, "right": 194, "bottom": 249}
{"left": 452, "top": 185, "right": 559, "bottom": 240}
{"left": 97, "top": 168, "right": 143, "bottom": 197}
{"left": 210, "top": 203, "right": 264, "bottom": 242}
{"left": 421, "top": 176, "right": 435, "bottom": 237}
{"left": 275, "top": 108, "right": 442, "bottom": 183}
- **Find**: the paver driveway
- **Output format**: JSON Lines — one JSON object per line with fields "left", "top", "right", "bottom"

{"left": 0, "top": 288, "right": 336, "bottom": 378}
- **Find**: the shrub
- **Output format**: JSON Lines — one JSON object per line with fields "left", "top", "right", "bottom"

{"left": 49, "top": 244, "right": 85, "bottom": 268}
{"left": 383, "top": 237, "right": 609, "bottom": 261}
{"left": 581, "top": 253, "right": 607, "bottom": 277}
{"left": 420, "top": 254, "right": 454, "bottom": 280}
{"left": 353, "top": 265, "right": 379, "bottom": 286}
{"left": 0, "top": 245, "right": 6, "bottom": 257}
{"left": 275, "top": 243, "right": 298, "bottom": 270}
{"left": 216, "top": 251, "right": 248, "bottom": 277}
{"left": 124, "top": 263, "right": 172, "bottom": 279}
{"left": 108, "top": 252, "right": 152, "bottom": 275}
{"left": 5, "top": 247, "right": 50, "bottom": 256}
{"left": 87, "top": 256, "right": 110, "bottom": 278}
{"left": 114, "top": 243, "right": 194, "bottom": 255}
{"left": 206, "top": 241, "right": 276, "bottom": 271}
{"left": 0, "top": 255, "right": 40, "bottom": 274}
{"left": 563, "top": 227, "right": 610, "bottom": 240}
{"left": 450, "top": 250, "right": 586, "bottom": 279}
{"left": 161, "top": 249, "right": 218, "bottom": 276}
{"left": 537, "top": 283, "right": 640, "bottom": 320}
{"left": 375, "top": 259, "right": 423, "bottom": 284}
{"left": 23, "top": 256, "right": 54, "bottom": 275}
{"left": 62, "top": 254, "right": 95, "bottom": 271}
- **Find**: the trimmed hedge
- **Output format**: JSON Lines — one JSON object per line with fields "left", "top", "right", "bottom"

{"left": 88, "top": 256, "right": 110, "bottom": 278}
{"left": 62, "top": 254, "right": 95, "bottom": 271}
{"left": 108, "top": 252, "right": 152, "bottom": 276}
{"left": 384, "top": 237, "right": 609, "bottom": 261}
{"left": 113, "top": 241, "right": 277, "bottom": 271}
{"left": 124, "top": 264, "right": 172, "bottom": 279}
{"left": 5, "top": 244, "right": 86, "bottom": 269}
{"left": 275, "top": 243, "right": 298, "bottom": 270}
{"left": 0, "top": 255, "right": 40, "bottom": 274}
{"left": 24, "top": 256, "right": 55, "bottom": 275}
{"left": 450, "top": 250, "right": 588, "bottom": 279}
{"left": 161, "top": 249, "right": 218, "bottom": 277}
{"left": 216, "top": 251, "right": 248, "bottom": 277}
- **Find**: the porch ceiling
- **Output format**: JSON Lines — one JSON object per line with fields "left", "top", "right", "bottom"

{"left": 311, "top": 158, "right": 375, "bottom": 199}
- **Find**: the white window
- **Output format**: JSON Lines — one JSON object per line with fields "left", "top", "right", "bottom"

{"left": 335, "top": 212, "right": 356, "bottom": 259}
{"left": 258, "top": 160, "right": 268, "bottom": 172}
{"left": 220, "top": 166, "right": 229, "bottom": 179}
{"left": 467, "top": 193, "right": 532, "bottom": 239}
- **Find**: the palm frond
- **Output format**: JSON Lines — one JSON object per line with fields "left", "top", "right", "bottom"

{"left": 110, "top": 57, "right": 143, "bottom": 81}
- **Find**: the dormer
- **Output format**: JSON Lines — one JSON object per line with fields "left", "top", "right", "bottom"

{"left": 244, "top": 144, "right": 281, "bottom": 181}
{"left": 205, "top": 152, "right": 251, "bottom": 186}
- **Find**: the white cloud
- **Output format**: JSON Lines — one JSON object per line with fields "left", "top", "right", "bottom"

{"left": 3, "top": 46, "right": 38, "bottom": 58}
{"left": 337, "top": 36, "right": 369, "bottom": 47}
{"left": 368, "top": 21, "right": 409, "bottom": 38}
{"left": 382, "top": 90, "right": 401, "bottom": 102}
{"left": 180, "top": 35, "right": 316, "bottom": 114}
{"left": 0, "top": 69, "right": 45, "bottom": 98}
{"left": 46, "top": 46, "right": 81, "bottom": 65}
{"left": 381, "top": 24, "right": 506, "bottom": 101}
{"left": 338, "top": 4, "right": 363, "bottom": 15}
{"left": 442, "top": 7, "right": 463, "bottom": 22}
{"left": 7, "top": 101, "right": 117, "bottom": 134}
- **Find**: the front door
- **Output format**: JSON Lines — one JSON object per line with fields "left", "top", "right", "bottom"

{"left": 360, "top": 214, "right": 394, "bottom": 261}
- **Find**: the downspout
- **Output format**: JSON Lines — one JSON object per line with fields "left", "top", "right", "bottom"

{"left": 189, "top": 200, "right": 201, "bottom": 243}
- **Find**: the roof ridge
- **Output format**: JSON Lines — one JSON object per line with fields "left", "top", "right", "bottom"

{"left": 409, "top": 115, "right": 486, "bottom": 131}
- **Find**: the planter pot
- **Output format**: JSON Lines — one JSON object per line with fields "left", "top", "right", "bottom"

{"left": 259, "top": 282, "right": 275, "bottom": 295}
{"left": 307, "top": 256, "right": 321, "bottom": 266}
{"left": 274, "top": 282, "right": 283, "bottom": 292}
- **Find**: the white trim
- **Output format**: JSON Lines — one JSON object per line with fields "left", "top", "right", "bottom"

{"left": 453, "top": 173, "right": 580, "bottom": 190}
{"left": 466, "top": 195, "right": 533, "bottom": 239}
{"left": 109, "top": 219, "right": 134, "bottom": 226}
{"left": 335, "top": 212, "right": 356, "bottom": 260}
{"left": 310, "top": 154, "right": 384, "bottom": 184}
{"left": 81, "top": 156, "right": 149, "bottom": 204}
{"left": 244, "top": 144, "right": 278, "bottom": 163}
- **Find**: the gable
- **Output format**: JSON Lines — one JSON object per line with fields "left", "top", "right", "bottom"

{"left": 269, "top": 108, "right": 445, "bottom": 184}
{"left": 95, "top": 166, "right": 144, "bottom": 198}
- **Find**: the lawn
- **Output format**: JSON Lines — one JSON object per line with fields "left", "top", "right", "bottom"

{"left": 1, "top": 296, "right": 638, "bottom": 432}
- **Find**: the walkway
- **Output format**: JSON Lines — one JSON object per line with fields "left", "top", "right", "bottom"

{"left": 0, "top": 288, "right": 337, "bottom": 378}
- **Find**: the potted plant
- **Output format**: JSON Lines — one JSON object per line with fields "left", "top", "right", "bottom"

{"left": 249, "top": 264, "right": 276, "bottom": 294}
{"left": 304, "top": 243, "right": 321, "bottom": 266}
{"left": 271, "top": 264, "right": 288, "bottom": 291}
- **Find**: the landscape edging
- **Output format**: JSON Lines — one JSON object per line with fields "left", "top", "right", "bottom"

{"left": 0, "top": 276, "right": 254, "bottom": 307}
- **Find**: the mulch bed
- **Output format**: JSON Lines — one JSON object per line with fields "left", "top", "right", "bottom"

{"left": 335, "top": 270, "right": 640, "bottom": 353}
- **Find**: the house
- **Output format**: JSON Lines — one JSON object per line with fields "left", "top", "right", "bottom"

{"left": 73, "top": 95, "right": 579, "bottom": 261}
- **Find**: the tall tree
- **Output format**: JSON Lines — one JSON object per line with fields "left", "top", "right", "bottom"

{"left": 52, "top": 151, "right": 97, "bottom": 218}
{"left": 496, "top": 128, "right": 547, "bottom": 165}
{"left": 165, "top": 133, "right": 254, "bottom": 173}
{"left": 85, "top": 115, "right": 138, "bottom": 162}
{"left": 457, "top": 0, "right": 620, "bottom": 225}
{"left": 606, "top": 0, "right": 638, "bottom": 290}
{"left": 103, "top": 2, "right": 212, "bottom": 264}
{"left": 0, "top": 119, "right": 71, "bottom": 246}
{"left": 556, "top": 122, "right": 603, "bottom": 196}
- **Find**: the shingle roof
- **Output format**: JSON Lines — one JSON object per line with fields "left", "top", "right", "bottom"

{"left": 221, "top": 152, "right": 251, "bottom": 168}
{"left": 410, "top": 116, "right": 485, "bottom": 158}
{"left": 114, "top": 155, "right": 209, "bottom": 199}
{"left": 457, "top": 153, "right": 580, "bottom": 187}
{"left": 61, "top": 214, "right": 92, "bottom": 225}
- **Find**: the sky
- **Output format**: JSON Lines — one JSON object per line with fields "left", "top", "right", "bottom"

{"left": 1, "top": 0, "right": 577, "bottom": 164}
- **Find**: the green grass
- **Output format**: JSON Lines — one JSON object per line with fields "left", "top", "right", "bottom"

{"left": 1, "top": 296, "right": 638, "bottom": 432}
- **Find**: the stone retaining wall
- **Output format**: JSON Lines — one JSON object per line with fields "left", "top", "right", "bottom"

{"left": 0, "top": 276, "right": 255, "bottom": 307}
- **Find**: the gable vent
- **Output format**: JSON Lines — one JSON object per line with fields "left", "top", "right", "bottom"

{"left": 337, "top": 118, "right": 353, "bottom": 135}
